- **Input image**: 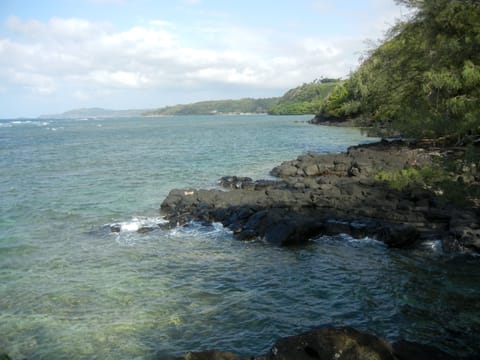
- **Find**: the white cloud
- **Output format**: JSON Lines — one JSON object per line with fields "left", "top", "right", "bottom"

{"left": 9, "top": 71, "right": 56, "bottom": 95}
{"left": 0, "top": 13, "right": 383, "bottom": 111}
{"left": 90, "top": 70, "right": 151, "bottom": 88}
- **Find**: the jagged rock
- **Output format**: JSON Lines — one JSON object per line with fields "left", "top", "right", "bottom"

{"left": 304, "top": 163, "right": 319, "bottom": 176}
{"left": 264, "top": 326, "right": 396, "bottom": 360}
{"left": 218, "top": 176, "right": 253, "bottom": 189}
{"left": 171, "top": 329, "right": 479, "bottom": 360}
{"left": 377, "top": 224, "right": 420, "bottom": 248}
{"left": 447, "top": 210, "right": 480, "bottom": 252}
{"left": 392, "top": 340, "right": 462, "bottom": 360}
{"left": 271, "top": 164, "right": 298, "bottom": 177}
{"left": 160, "top": 140, "right": 479, "bottom": 253}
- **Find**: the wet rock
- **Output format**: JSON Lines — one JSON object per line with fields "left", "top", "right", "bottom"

{"left": 264, "top": 326, "right": 396, "bottom": 360}
{"left": 160, "top": 140, "right": 479, "bottom": 253}
{"left": 271, "top": 164, "right": 298, "bottom": 177}
{"left": 218, "top": 176, "right": 253, "bottom": 189}
{"left": 348, "top": 164, "right": 361, "bottom": 177}
{"left": 253, "top": 179, "right": 287, "bottom": 190}
{"left": 392, "top": 340, "right": 460, "bottom": 360}
{"left": 110, "top": 223, "right": 122, "bottom": 233}
{"left": 442, "top": 209, "right": 480, "bottom": 252}
{"left": 304, "top": 163, "right": 319, "bottom": 176}
{"left": 263, "top": 217, "right": 324, "bottom": 246}
{"left": 377, "top": 224, "right": 419, "bottom": 248}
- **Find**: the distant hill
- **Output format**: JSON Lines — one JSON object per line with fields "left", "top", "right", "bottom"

{"left": 143, "top": 98, "right": 279, "bottom": 116}
{"left": 268, "top": 79, "right": 341, "bottom": 115}
{"left": 39, "top": 107, "right": 147, "bottom": 119}
{"left": 40, "top": 80, "right": 341, "bottom": 119}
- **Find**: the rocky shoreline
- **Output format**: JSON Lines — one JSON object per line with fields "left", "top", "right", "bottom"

{"left": 105, "top": 136, "right": 480, "bottom": 359}
{"left": 1, "top": 326, "right": 472, "bottom": 360}
{"left": 158, "top": 138, "right": 479, "bottom": 359}
{"left": 174, "top": 325, "right": 474, "bottom": 359}
{"left": 160, "top": 139, "right": 479, "bottom": 253}
{"left": 1, "top": 140, "right": 474, "bottom": 359}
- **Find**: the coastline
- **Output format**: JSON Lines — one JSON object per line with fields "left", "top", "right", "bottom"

{"left": 160, "top": 138, "right": 479, "bottom": 253}
{"left": 156, "top": 127, "right": 479, "bottom": 358}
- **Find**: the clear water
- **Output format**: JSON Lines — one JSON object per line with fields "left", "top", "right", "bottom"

{"left": 0, "top": 115, "right": 479, "bottom": 359}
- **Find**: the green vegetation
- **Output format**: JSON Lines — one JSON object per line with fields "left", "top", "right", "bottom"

{"left": 143, "top": 98, "right": 279, "bottom": 116}
{"left": 144, "top": 78, "right": 341, "bottom": 116}
{"left": 375, "top": 166, "right": 448, "bottom": 191}
{"left": 320, "top": 0, "right": 480, "bottom": 141}
{"left": 375, "top": 157, "right": 480, "bottom": 207}
{"left": 269, "top": 79, "right": 341, "bottom": 115}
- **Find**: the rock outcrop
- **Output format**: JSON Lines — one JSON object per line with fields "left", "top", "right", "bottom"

{"left": 261, "top": 326, "right": 396, "bottom": 360}
{"left": 174, "top": 326, "right": 471, "bottom": 360}
{"left": 159, "top": 140, "right": 479, "bottom": 252}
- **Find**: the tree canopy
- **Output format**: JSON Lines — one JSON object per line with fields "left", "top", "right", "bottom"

{"left": 320, "top": 0, "right": 480, "bottom": 140}
{"left": 143, "top": 98, "right": 279, "bottom": 116}
{"left": 268, "top": 80, "right": 341, "bottom": 115}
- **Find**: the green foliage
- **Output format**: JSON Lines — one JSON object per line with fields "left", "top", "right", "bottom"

{"left": 269, "top": 81, "right": 340, "bottom": 115}
{"left": 374, "top": 166, "right": 448, "bottom": 191}
{"left": 375, "top": 159, "right": 480, "bottom": 207}
{"left": 143, "top": 98, "right": 279, "bottom": 116}
{"left": 320, "top": 0, "right": 480, "bottom": 140}
{"left": 144, "top": 78, "right": 341, "bottom": 117}
{"left": 322, "top": 83, "right": 362, "bottom": 118}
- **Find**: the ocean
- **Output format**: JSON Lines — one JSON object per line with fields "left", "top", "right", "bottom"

{"left": 0, "top": 115, "right": 479, "bottom": 359}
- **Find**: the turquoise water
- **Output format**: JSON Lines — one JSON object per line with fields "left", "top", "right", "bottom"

{"left": 0, "top": 115, "right": 479, "bottom": 359}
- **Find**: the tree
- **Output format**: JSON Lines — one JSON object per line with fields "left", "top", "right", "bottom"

{"left": 320, "top": 0, "right": 480, "bottom": 140}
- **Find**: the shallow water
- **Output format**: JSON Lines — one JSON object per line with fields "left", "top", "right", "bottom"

{"left": 0, "top": 115, "right": 479, "bottom": 359}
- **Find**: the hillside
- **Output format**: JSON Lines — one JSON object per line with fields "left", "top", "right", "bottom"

{"left": 40, "top": 80, "right": 342, "bottom": 119}
{"left": 143, "top": 98, "right": 279, "bottom": 116}
{"left": 39, "top": 108, "right": 146, "bottom": 119}
{"left": 317, "top": 0, "right": 480, "bottom": 141}
{"left": 268, "top": 79, "right": 341, "bottom": 115}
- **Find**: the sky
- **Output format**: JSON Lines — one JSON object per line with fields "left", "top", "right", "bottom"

{"left": 0, "top": 0, "right": 408, "bottom": 118}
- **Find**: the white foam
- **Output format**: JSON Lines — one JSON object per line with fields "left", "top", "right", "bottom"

{"left": 111, "top": 216, "right": 168, "bottom": 233}
{"left": 11, "top": 120, "right": 32, "bottom": 125}
{"left": 315, "top": 234, "right": 386, "bottom": 248}
{"left": 121, "top": 221, "right": 140, "bottom": 232}
{"left": 1, "top": 120, "right": 51, "bottom": 127}
{"left": 167, "top": 221, "right": 232, "bottom": 239}
{"left": 420, "top": 239, "right": 443, "bottom": 254}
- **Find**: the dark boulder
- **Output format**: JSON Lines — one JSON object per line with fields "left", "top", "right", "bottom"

{"left": 263, "top": 218, "right": 324, "bottom": 246}
{"left": 264, "top": 326, "right": 396, "bottom": 360}
{"left": 448, "top": 210, "right": 480, "bottom": 252}
{"left": 392, "top": 340, "right": 462, "bottom": 360}
{"left": 377, "top": 224, "right": 420, "bottom": 248}
{"left": 159, "top": 140, "right": 479, "bottom": 253}
{"left": 218, "top": 176, "right": 253, "bottom": 189}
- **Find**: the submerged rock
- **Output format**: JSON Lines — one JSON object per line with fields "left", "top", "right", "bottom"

{"left": 173, "top": 327, "right": 477, "bottom": 360}
{"left": 392, "top": 340, "right": 471, "bottom": 360}
{"left": 263, "top": 326, "right": 396, "bottom": 360}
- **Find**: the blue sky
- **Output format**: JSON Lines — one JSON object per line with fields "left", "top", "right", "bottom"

{"left": 0, "top": 0, "right": 408, "bottom": 118}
